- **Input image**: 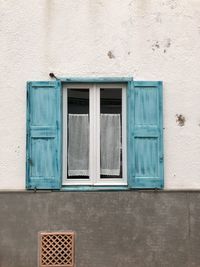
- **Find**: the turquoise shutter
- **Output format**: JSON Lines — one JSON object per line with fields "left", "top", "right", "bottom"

{"left": 26, "top": 81, "right": 62, "bottom": 189}
{"left": 127, "top": 81, "right": 163, "bottom": 189}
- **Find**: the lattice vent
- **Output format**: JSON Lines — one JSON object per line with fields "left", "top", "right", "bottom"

{"left": 39, "top": 232, "right": 75, "bottom": 267}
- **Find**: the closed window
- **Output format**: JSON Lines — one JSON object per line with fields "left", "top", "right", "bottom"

{"left": 62, "top": 83, "right": 127, "bottom": 185}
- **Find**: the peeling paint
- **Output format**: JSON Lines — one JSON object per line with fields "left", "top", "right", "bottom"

{"left": 163, "top": 38, "right": 171, "bottom": 53}
{"left": 152, "top": 41, "right": 160, "bottom": 51}
{"left": 151, "top": 38, "right": 171, "bottom": 53}
{"left": 107, "top": 51, "right": 115, "bottom": 59}
{"left": 176, "top": 114, "right": 185, "bottom": 127}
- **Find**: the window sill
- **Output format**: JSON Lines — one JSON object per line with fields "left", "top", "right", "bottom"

{"left": 59, "top": 186, "right": 163, "bottom": 192}
{"left": 60, "top": 185, "right": 130, "bottom": 192}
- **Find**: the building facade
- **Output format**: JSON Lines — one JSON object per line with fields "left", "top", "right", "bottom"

{"left": 1, "top": 1, "right": 200, "bottom": 266}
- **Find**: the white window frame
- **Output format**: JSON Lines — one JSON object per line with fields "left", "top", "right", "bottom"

{"left": 62, "top": 83, "right": 127, "bottom": 186}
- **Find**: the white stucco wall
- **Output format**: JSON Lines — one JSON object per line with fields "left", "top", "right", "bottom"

{"left": 0, "top": 0, "right": 200, "bottom": 189}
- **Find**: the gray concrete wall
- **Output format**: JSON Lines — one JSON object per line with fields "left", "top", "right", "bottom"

{"left": 0, "top": 191, "right": 199, "bottom": 267}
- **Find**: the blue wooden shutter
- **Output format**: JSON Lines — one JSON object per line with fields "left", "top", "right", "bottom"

{"left": 26, "top": 81, "right": 62, "bottom": 189}
{"left": 127, "top": 81, "right": 163, "bottom": 189}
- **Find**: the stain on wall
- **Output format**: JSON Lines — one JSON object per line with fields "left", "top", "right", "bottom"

{"left": 150, "top": 38, "right": 172, "bottom": 53}
{"left": 163, "top": 39, "right": 171, "bottom": 53}
{"left": 152, "top": 41, "right": 160, "bottom": 51}
{"left": 107, "top": 50, "right": 115, "bottom": 59}
{"left": 176, "top": 114, "right": 186, "bottom": 127}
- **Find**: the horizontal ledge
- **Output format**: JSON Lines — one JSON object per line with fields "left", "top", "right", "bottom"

{"left": 60, "top": 186, "right": 129, "bottom": 191}
{"left": 27, "top": 81, "right": 58, "bottom": 86}
{"left": 0, "top": 189, "right": 200, "bottom": 193}
{"left": 134, "top": 81, "right": 162, "bottom": 86}
{"left": 60, "top": 77, "right": 133, "bottom": 83}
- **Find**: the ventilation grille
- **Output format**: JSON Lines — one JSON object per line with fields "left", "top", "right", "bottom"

{"left": 39, "top": 232, "right": 75, "bottom": 267}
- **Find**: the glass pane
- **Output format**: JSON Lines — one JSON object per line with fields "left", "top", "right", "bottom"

{"left": 67, "top": 89, "right": 89, "bottom": 179}
{"left": 100, "top": 89, "right": 122, "bottom": 178}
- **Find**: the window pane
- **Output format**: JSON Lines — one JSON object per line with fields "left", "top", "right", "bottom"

{"left": 100, "top": 89, "right": 122, "bottom": 178}
{"left": 67, "top": 89, "right": 89, "bottom": 179}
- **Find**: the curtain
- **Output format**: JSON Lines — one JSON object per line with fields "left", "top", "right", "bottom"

{"left": 100, "top": 114, "right": 121, "bottom": 176}
{"left": 68, "top": 114, "right": 89, "bottom": 176}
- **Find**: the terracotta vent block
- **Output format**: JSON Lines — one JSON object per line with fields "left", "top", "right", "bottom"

{"left": 39, "top": 232, "right": 75, "bottom": 267}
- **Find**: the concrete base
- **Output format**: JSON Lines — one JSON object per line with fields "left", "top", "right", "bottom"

{"left": 0, "top": 191, "right": 199, "bottom": 267}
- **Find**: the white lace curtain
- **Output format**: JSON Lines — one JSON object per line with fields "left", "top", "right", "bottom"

{"left": 68, "top": 113, "right": 121, "bottom": 176}
{"left": 100, "top": 114, "right": 121, "bottom": 176}
{"left": 68, "top": 114, "right": 89, "bottom": 176}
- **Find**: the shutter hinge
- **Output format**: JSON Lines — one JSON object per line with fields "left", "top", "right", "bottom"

{"left": 29, "top": 158, "right": 33, "bottom": 166}
{"left": 154, "top": 188, "right": 160, "bottom": 192}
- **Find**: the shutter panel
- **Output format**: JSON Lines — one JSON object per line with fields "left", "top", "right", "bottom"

{"left": 26, "top": 81, "right": 62, "bottom": 189}
{"left": 128, "top": 81, "right": 163, "bottom": 189}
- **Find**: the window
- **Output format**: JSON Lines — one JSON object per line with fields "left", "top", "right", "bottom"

{"left": 62, "top": 83, "right": 127, "bottom": 186}
{"left": 26, "top": 78, "right": 163, "bottom": 190}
